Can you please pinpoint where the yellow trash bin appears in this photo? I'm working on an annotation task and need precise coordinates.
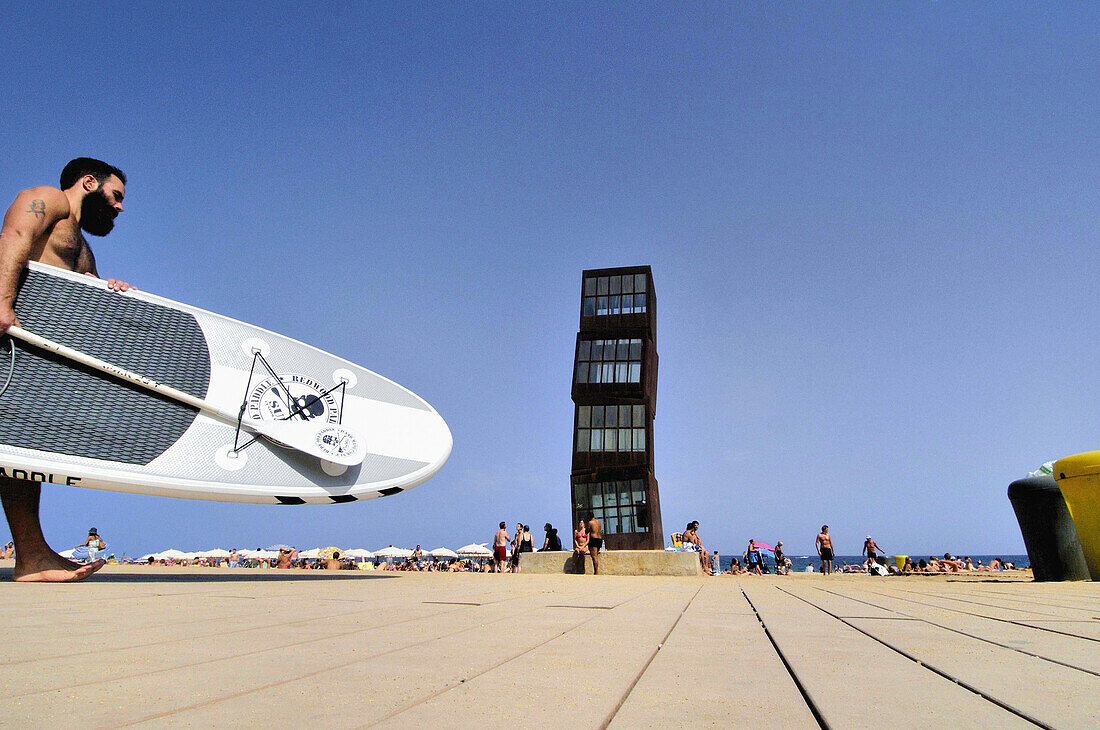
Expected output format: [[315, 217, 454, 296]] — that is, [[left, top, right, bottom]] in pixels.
[[894, 555, 908, 571], [1053, 452, 1100, 580]]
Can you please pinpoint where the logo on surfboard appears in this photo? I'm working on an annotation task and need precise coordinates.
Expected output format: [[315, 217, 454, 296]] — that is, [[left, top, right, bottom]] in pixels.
[[246, 374, 342, 425], [314, 426, 360, 459]]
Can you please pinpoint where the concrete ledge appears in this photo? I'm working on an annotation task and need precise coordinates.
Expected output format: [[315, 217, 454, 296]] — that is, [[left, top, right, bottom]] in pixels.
[[519, 550, 704, 576]]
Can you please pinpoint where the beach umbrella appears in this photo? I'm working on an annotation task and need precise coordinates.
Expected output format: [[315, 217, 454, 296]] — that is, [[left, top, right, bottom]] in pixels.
[[456, 543, 493, 557], [751, 541, 774, 552], [374, 545, 412, 559], [58, 549, 76, 558], [156, 549, 189, 560], [343, 548, 375, 559], [298, 548, 322, 559], [429, 547, 458, 559], [200, 548, 231, 558], [267, 544, 293, 551], [320, 546, 342, 559]]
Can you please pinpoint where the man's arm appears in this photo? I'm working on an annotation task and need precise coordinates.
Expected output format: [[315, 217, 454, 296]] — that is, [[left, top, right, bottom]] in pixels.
[[0, 187, 69, 331]]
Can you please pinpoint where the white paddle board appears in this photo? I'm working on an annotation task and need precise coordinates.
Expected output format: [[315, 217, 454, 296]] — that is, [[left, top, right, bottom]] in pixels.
[[0, 262, 452, 504]]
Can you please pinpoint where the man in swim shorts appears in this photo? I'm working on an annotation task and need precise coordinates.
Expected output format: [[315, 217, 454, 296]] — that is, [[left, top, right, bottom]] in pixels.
[[492, 521, 508, 572], [585, 512, 602, 575], [0, 158, 132, 582], [862, 535, 884, 568], [816, 525, 834, 574]]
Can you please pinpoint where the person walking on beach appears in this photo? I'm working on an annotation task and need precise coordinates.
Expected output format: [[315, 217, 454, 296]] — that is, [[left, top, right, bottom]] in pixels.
[[0, 158, 132, 582], [862, 535, 885, 568], [585, 512, 602, 575], [492, 522, 509, 573], [746, 539, 763, 575], [816, 525, 834, 574], [774, 541, 787, 575]]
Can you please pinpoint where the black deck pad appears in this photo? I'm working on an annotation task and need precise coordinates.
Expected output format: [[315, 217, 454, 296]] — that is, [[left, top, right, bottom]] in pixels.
[[0, 269, 211, 465]]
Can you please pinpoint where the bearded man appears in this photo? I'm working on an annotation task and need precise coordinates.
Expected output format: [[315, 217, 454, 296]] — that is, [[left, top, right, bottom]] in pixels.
[[0, 157, 133, 581]]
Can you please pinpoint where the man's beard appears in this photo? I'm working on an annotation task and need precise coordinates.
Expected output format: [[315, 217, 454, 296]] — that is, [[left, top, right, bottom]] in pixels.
[[79, 189, 117, 236]]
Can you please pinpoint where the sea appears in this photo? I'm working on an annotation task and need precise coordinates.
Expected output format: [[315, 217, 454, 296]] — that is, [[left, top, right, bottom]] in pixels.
[[714, 553, 1030, 574]]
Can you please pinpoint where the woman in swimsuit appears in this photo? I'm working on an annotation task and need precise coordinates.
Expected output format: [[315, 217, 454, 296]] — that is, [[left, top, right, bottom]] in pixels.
[[573, 519, 589, 573]]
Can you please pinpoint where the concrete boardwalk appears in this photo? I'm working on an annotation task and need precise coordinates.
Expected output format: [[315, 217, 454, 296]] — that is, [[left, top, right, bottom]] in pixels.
[[0, 567, 1096, 728]]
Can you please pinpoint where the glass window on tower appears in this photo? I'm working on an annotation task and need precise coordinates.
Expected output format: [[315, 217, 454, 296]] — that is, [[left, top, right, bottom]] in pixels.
[[574, 338, 644, 384]]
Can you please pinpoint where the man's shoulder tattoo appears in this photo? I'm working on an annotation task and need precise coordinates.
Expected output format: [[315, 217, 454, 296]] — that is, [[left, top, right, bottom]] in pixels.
[[27, 199, 46, 219]]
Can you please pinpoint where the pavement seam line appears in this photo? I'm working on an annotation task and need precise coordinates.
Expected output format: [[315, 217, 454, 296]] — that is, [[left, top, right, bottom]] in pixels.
[[107, 597, 549, 729], [862, 588, 1100, 644], [597, 584, 703, 730], [814, 586, 1100, 679], [359, 584, 669, 729], [14, 603, 470, 702], [109, 584, 634, 728], [776, 586, 1054, 730], [741, 587, 830, 730]]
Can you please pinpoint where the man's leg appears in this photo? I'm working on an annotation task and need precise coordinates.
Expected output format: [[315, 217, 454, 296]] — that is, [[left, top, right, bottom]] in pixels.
[[589, 545, 599, 575], [0, 477, 104, 582]]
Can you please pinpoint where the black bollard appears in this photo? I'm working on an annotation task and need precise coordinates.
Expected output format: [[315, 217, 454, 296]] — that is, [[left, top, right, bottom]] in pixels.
[[1007, 475, 1090, 581]]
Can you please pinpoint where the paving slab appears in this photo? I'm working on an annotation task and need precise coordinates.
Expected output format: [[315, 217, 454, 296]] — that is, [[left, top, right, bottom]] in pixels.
[[741, 583, 1034, 729], [819, 585, 1100, 675], [0, 567, 1095, 728], [608, 583, 818, 729]]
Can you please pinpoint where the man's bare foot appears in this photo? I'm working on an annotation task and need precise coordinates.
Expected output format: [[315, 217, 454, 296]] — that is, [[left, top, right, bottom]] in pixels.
[[12, 554, 106, 582]]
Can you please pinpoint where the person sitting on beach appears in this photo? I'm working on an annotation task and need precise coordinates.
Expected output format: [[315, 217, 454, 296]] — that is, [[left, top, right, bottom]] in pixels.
[[572, 518, 589, 573], [684, 521, 712, 575], [940, 554, 965, 572], [77, 528, 105, 563], [723, 556, 744, 575], [540, 523, 562, 551], [2, 541, 13, 559], [902, 556, 914, 573], [276, 548, 294, 569]]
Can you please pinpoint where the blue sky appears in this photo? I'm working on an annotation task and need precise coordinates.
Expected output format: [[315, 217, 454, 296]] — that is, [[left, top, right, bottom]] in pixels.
[[1, 3, 1098, 557]]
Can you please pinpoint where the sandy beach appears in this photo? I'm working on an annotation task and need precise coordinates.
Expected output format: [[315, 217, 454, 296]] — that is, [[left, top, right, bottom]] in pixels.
[[0, 563, 1095, 728]]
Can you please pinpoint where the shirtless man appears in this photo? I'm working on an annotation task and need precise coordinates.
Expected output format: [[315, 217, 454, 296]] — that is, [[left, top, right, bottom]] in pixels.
[[862, 535, 885, 568], [685, 521, 712, 575], [0, 158, 132, 582], [585, 512, 602, 575], [492, 521, 509, 573], [816, 525, 834, 575]]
